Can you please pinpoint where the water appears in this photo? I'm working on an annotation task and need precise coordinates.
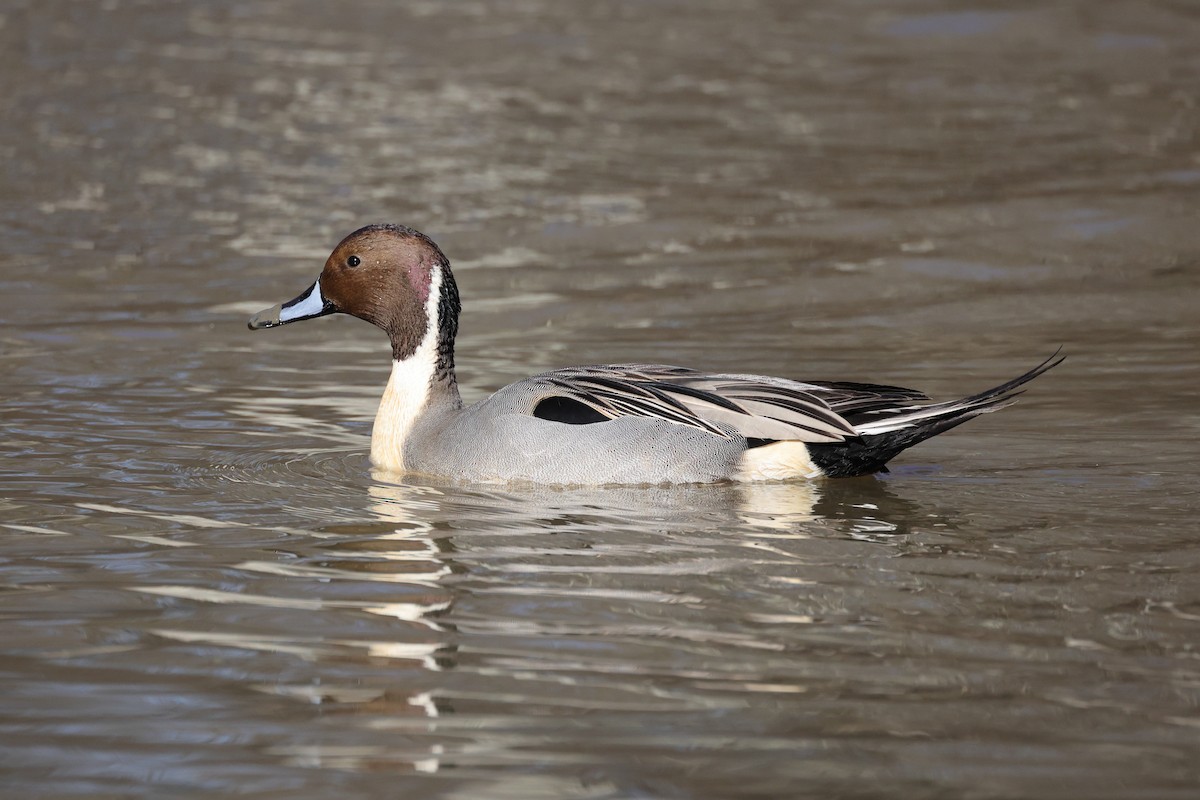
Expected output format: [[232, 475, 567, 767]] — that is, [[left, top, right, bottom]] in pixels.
[[2, 1, 1199, 797]]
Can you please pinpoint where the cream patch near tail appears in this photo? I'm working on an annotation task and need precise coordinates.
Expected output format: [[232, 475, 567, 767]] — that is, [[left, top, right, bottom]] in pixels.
[[734, 441, 823, 481]]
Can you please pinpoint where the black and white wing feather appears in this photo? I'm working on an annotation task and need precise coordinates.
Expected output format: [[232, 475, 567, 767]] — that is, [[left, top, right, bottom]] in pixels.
[[530, 364, 858, 444], [525, 351, 1064, 450]]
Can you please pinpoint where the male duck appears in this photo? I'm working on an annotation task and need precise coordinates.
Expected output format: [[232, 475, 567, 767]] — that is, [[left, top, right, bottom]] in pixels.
[[249, 224, 1061, 484]]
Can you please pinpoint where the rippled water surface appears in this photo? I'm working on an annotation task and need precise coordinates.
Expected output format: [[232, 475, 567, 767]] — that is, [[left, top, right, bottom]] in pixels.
[[3, 1, 1199, 797]]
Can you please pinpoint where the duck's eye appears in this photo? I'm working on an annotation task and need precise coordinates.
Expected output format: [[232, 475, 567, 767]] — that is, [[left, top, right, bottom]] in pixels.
[[346, 255, 361, 268]]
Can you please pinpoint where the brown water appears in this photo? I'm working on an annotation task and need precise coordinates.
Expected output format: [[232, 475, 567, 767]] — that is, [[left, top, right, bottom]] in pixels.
[[2, 2, 1199, 797]]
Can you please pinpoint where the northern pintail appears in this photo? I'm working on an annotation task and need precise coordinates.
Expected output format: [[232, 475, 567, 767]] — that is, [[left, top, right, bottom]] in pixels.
[[249, 224, 1061, 484]]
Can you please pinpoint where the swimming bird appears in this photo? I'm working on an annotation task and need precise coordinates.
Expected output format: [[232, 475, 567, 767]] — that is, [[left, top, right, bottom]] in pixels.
[[248, 224, 1061, 484]]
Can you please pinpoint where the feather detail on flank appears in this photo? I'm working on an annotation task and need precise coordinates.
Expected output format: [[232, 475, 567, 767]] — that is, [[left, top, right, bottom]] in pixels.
[[370, 266, 445, 472]]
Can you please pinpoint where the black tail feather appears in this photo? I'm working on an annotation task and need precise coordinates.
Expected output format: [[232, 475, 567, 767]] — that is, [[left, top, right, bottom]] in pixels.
[[934, 347, 1064, 413], [806, 350, 1063, 478]]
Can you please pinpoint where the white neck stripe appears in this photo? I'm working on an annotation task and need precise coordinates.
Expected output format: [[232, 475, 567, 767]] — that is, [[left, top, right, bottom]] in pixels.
[[370, 267, 445, 472]]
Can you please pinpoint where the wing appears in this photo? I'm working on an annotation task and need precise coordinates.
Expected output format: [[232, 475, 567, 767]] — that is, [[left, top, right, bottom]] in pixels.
[[524, 364, 859, 444], [796, 380, 931, 424], [505, 351, 1062, 449]]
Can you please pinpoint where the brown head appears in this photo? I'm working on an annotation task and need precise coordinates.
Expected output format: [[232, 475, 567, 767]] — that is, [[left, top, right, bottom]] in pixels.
[[249, 224, 461, 371]]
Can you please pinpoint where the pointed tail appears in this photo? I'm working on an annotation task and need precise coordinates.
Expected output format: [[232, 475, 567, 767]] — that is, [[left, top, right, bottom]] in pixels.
[[807, 349, 1064, 477]]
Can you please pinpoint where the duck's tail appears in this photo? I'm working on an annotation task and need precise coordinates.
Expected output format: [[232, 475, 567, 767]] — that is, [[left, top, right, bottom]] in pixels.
[[806, 350, 1064, 478]]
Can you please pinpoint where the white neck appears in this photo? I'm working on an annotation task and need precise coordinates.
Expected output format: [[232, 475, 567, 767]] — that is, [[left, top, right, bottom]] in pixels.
[[369, 267, 455, 472]]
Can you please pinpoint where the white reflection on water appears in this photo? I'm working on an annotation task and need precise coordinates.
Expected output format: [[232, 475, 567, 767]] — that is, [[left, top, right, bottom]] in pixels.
[[77, 501, 242, 529], [95, 479, 463, 775]]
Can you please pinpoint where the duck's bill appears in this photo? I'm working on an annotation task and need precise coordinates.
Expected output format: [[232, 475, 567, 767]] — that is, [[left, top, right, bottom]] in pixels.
[[248, 280, 337, 330]]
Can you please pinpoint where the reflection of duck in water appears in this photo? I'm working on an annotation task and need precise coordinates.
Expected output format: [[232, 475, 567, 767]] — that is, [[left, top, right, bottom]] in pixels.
[[250, 224, 1061, 485], [328, 472, 957, 777], [808, 475, 960, 538]]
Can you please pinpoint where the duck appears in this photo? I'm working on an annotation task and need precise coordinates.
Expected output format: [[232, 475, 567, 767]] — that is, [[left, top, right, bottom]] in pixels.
[[248, 224, 1062, 485]]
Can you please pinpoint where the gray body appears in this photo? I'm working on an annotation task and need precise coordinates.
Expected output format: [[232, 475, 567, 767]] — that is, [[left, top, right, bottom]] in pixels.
[[407, 378, 747, 484]]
